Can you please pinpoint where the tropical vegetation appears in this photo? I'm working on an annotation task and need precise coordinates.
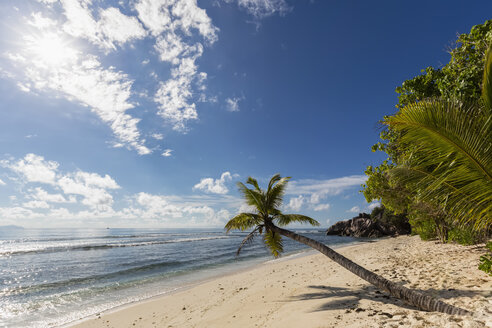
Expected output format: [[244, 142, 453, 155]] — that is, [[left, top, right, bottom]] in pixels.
[[362, 20, 492, 245], [479, 242, 492, 276], [226, 174, 470, 315]]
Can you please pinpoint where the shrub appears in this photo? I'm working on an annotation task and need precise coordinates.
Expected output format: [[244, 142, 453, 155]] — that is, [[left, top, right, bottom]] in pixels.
[[479, 242, 492, 276]]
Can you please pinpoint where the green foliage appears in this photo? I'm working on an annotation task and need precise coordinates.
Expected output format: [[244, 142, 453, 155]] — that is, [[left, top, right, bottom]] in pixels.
[[478, 242, 492, 276], [448, 226, 488, 246], [362, 20, 492, 243], [482, 43, 492, 109], [395, 67, 444, 109], [440, 21, 492, 101], [385, 97, 492, 229], [263, 230, 283, 257], [225, 213, 260, 232], [370, 205, 409, 232], [225, 174, 320, 258], [394, 20, 492, 108], [409, 217, 437, 241]]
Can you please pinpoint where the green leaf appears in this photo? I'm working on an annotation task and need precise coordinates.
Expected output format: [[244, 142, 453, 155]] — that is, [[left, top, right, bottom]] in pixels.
[[385, 98, 492, 229], [263, 230, 283, 258], [275, 214, 320, 227], [482, 43, 492, 111], [236, 226, 261, 256], [225, 213, 260, 232]]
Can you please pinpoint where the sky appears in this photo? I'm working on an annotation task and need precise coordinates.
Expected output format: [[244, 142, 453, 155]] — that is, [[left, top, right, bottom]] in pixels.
[[0, 0, 490, 229]]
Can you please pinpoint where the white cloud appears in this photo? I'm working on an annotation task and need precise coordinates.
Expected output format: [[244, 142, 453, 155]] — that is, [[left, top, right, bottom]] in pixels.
[[313, 203, 330, 211], [28, 12, 57, 29], [10, 44, 150, 154], [193, 172, 234, 194], [134, 0, 218, 132], [238, 203, 256, 213], [4, 2, 150, 155], [133, 192, 224, 222], [36, 0, 58, 4], [4, 153, 120, 211], [154, 32, 193, 64], [0, 178, 6, 186], [97, 7, 147, 49], [5, 0, 226, 153], [225, 97, 241, 112], [309, 193, 321, 204], [154, 46, 204, 131], [0, 154, 245, 226], [135, 0, 218, 42], [23, 200, 50, 209], [286, 195, 304, 211], [348, 206, 360, 213], [229, 0, 291, 19], [134, 192, 184, 218], [31, 187, 74, 203], [3, 153, 59, 185], [162, 149, 173, 157], [151, 133, 164, 140], [0, 206, 36, 220], [287, 175, 367, 200], [73, 171, 120, 189], [58, 172, 120, 210], [61, 0, 146, 51]]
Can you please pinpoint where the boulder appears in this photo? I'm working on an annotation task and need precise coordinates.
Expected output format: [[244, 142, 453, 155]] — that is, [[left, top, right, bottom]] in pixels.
[[326, 213, 408, 238]]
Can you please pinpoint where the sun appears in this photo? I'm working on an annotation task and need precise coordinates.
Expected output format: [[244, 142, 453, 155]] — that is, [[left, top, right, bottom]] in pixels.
[[26, 32, 78, 67]]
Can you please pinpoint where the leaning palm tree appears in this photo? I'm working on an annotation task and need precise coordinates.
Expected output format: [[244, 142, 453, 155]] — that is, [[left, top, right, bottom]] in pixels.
[[226, 174, 470, 315]]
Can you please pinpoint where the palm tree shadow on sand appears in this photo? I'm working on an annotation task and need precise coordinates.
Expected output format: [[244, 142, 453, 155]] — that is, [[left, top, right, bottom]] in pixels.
[[290, 284, 484, 313]]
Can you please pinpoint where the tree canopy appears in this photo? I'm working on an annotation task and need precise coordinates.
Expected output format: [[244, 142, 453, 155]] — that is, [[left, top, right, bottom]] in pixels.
[[363, 20, 492, 243]]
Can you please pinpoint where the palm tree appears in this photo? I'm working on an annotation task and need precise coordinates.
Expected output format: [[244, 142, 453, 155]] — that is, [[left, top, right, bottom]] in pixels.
[[384, 45, 492, 230], [226, 174, 470, 315]]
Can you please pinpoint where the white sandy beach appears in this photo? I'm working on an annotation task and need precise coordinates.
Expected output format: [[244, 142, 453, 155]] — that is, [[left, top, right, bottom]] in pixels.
[[70, 235, 491, 328]]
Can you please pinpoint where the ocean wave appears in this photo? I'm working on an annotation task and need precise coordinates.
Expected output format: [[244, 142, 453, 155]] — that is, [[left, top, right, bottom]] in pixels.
[[0, 236, 234, 257], [2, 232, 217, 244], [293, 230, 326, 234], [2, 259, 190, 297]]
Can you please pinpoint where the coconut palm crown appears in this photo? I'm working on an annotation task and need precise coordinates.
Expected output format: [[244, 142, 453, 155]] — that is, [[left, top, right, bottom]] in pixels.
[[225, 174, 319, 257]]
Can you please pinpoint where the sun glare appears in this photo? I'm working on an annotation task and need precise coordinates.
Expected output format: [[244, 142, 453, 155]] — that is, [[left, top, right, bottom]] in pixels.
[[26, 33, 78, 67]]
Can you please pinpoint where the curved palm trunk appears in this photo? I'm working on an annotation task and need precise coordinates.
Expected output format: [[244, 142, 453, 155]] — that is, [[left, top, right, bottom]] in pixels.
[[270, 225, 471, 316]]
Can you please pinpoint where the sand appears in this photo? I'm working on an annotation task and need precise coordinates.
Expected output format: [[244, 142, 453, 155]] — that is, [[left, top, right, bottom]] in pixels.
[[70, 235, 491, 328]]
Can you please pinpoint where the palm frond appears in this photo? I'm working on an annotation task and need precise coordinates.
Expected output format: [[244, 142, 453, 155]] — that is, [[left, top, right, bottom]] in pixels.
[[236, 226, 261, 256], [237, 182, 264, 212], [385, 98, 492, 228], [390, 166, 492, 230], [266, 176, 291, 211], [225, 213, 260, 232], [266, 174, 282, 193], [275, 214, 320, 227], [482, 43, 492, 111], [263, 230, 283, 258], [246, 177, 262, 193], [269, 208, 283, 218]]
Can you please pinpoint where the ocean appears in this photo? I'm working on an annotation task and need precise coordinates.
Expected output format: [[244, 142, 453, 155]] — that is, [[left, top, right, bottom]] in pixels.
[[0, 227, 360, 327]]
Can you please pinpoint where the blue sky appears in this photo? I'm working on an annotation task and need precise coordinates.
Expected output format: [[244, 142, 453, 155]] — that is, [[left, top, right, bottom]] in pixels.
[[0, 0, 490, 228]]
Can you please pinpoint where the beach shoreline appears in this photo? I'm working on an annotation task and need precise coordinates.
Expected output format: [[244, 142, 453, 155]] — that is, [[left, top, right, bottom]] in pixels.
[[64, 240, 364, 328], [68, 235, 491, 328], [63, 248, 319, 328]]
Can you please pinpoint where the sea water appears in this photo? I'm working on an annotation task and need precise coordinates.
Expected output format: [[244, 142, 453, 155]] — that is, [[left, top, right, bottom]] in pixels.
[[0, 227, 360, 327]]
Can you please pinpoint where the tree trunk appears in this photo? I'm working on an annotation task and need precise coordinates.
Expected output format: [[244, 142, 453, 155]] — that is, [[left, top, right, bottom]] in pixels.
[[270, 225, 471, 316]]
